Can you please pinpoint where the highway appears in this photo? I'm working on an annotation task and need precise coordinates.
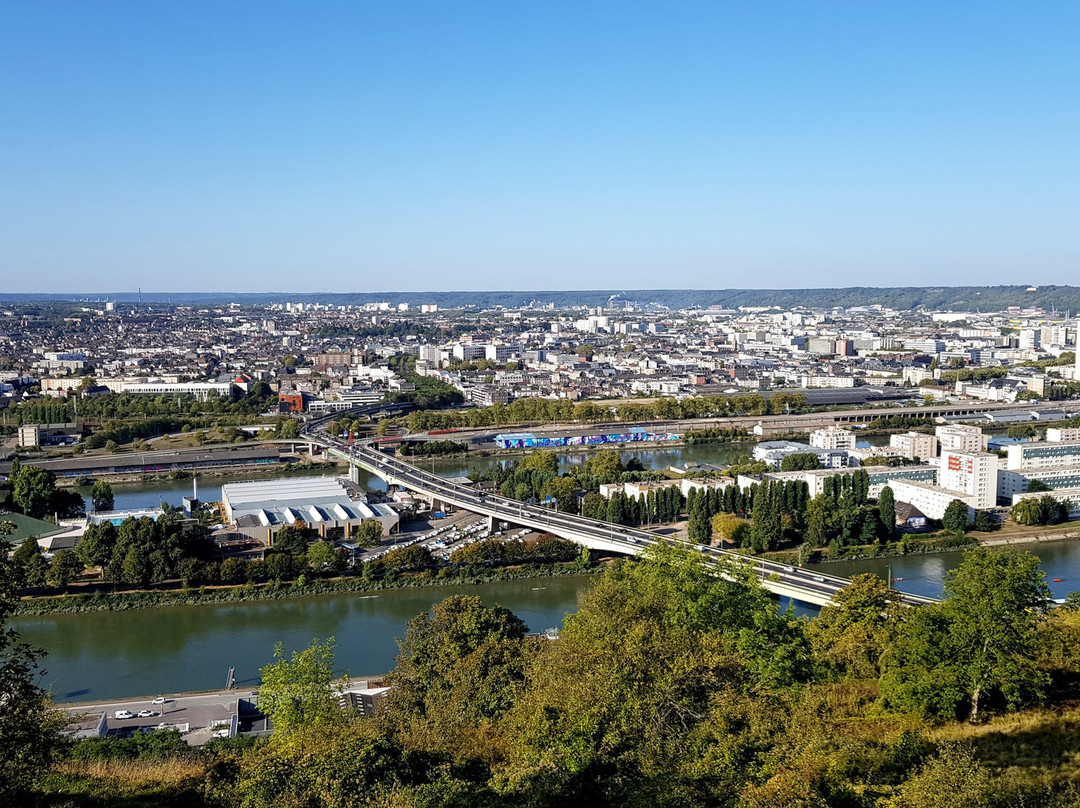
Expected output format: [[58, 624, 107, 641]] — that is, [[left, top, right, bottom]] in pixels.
[[302, 411, 937, 608]]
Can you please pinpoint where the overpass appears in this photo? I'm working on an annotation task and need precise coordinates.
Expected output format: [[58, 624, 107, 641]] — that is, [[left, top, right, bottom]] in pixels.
[[303, 417, 936, 608]]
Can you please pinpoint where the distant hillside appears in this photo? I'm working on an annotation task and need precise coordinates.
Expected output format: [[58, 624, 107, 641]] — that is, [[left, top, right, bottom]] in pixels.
[[4, 285, 1080, 312]]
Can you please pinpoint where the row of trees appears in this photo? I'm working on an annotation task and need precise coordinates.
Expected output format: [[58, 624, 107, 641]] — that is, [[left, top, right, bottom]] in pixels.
[[402, 390, 809, 432], [581, 485, 685, 526]]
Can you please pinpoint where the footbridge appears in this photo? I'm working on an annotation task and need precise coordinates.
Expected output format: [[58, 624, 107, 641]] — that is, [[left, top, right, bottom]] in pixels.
[[305, 428, 935, 608]]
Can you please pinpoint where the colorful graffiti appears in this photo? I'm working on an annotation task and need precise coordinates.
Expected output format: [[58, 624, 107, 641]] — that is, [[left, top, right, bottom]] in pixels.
[[494, 428, 680, 450]]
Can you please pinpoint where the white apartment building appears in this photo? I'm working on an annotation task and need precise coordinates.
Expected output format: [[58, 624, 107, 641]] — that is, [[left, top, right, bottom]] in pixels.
[[889, 479, 978, 522], [936, 424, 985, 454], [938, 450, 998, 509], [1011, 487, 1080, 521], [889, 431, 939, 461], [123, 381, 234, 401], [418, 345, 443, 364], [1046, 427, 1080, 443], [1006, 440, 1080, 471], [452, 343, 486, 362], [997, 466, 1080, 500], [810, 426, 856, 451]]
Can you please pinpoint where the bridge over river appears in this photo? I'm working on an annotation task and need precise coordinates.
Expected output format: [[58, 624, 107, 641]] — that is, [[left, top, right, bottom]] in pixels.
[[303, 420, 936, 608]]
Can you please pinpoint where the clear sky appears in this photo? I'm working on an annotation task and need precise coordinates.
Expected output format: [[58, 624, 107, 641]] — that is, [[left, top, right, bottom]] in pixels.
[[2, 1, 1078, 293]]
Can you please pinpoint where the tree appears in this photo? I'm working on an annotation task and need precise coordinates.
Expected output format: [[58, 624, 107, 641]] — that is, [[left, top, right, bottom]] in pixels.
[[352, 519, 384, 548], [505, 546, 811, 797], [877, 485, 896, 540], [380, 544, 432, 571], [1010, 497, 1041, 526], [12, 538, 48, 588], [382, 595, 530, 758], [881, 548, 1051, 721], [687, 496, 712, 545], [711, 512, 748, 549], [306, 541, 337, 572], [274, 522, 317, 555], [519, 450, 558, 476], [539, 475, 581, 514], [807, 573, 900, 680], [942, 499, 971, 535], [90, 479, 114, 512], [0, 532, 65, 802], [1025, 479, 1052, 493], [11, 464, 56, 518], [779, 452, 822, 472], [973, 510, 998, 533], [891, 744, 998, 808], [120, 545, 153, 587], [581, 491, 607, 521], [75, 521, 117, 574], [585, 449, 624, 480], [47, 549, 84, 589], [220, 556, 248, 584], [804, 496, 830, 547], [258, 637, 348, 741]]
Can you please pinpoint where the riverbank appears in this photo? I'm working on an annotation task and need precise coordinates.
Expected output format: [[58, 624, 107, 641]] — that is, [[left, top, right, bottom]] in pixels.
[[15, 560, 604, 616], [769, 523, 1080, 566]]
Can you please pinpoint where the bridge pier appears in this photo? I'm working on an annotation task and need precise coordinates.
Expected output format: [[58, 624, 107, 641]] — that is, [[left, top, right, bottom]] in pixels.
[[348, 463, 360, 485]]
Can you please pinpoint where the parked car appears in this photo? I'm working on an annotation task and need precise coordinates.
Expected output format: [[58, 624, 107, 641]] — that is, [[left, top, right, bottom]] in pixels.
[[137, 710, 157, 718], [151, 696, 168, 705], [114, 710, 134, 719]]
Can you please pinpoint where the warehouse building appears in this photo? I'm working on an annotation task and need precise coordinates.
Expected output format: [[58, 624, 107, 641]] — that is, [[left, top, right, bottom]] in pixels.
[[221, 476, 398, 544]]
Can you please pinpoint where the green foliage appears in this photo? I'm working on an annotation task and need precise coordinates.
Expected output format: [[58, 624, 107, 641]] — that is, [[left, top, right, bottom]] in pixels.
[[808, 573, 900, 680], [47, 548, 84, 588], [272, 522, 317, 555], [398, 439, 469, 457], [258, 637, 348, 740], [90, 479, 115, 511], [780, 451, 823, 472], [351, 519, 384, 548], [0, 531, 65, 802], [12, 537, 49, 587], [402, 389, 797, 432], [306, 540, 338, 571], [878, 485, 896, 540], [881, 548, 1051, 721], [10, 461, 57, 518], [381, 595, 530, 759], [377, 544, 433, 571], [942, 499, 971, 534], [1011, 495, 1069, 526]]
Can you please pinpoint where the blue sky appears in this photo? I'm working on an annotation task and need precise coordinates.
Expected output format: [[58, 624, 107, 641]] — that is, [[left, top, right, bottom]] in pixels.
[[2, 1, 1078, 293]]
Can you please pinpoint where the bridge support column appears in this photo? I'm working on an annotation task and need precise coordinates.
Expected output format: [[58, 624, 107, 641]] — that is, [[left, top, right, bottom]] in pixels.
[[348, 463, 360, 484]]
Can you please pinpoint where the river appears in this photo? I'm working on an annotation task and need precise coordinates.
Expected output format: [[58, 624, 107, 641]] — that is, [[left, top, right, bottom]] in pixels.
[[17, 575, 590, 703], [812, 540, 1080, 601]]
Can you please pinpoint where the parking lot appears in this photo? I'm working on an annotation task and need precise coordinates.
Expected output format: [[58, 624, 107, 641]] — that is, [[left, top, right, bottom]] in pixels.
[[357, 508, 537, 565]]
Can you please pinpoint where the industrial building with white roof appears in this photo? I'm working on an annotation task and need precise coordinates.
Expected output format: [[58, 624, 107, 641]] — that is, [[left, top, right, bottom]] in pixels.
[[221, 477, 398, 542]]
